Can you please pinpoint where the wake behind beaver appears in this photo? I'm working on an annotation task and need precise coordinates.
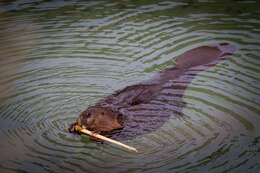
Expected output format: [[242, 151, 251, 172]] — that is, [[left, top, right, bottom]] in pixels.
[[69, 43, 235, 140]]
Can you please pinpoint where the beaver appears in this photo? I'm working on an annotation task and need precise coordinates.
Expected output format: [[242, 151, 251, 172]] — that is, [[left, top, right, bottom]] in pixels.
[[69, 43, 235, 140]]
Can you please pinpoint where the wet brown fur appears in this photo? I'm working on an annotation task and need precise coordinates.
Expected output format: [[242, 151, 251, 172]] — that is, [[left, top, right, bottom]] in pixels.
[[69, 43, 235, 139]]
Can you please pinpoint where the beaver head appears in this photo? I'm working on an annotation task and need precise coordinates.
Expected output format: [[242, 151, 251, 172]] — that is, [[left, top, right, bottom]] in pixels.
[[69, 106, 123, 133]]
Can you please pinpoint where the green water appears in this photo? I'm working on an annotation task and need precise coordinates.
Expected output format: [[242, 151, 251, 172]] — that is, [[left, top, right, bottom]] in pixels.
[[0, 0, 259, 172]]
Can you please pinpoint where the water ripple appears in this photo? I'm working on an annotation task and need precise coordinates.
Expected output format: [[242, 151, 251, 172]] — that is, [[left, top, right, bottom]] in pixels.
[[0, 0, 260, 173]]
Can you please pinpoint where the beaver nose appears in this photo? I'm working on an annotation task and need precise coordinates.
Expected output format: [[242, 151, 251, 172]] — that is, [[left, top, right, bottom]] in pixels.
[[77, 117, 82, 126], [68, 122, 77, 133]]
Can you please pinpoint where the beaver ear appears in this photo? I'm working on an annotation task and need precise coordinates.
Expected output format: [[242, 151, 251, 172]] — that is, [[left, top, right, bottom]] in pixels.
[[117, 113, 124, 124]]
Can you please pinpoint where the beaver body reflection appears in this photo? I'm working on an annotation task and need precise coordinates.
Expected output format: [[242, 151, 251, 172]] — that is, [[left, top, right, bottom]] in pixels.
[[69, 43, 235, 140]]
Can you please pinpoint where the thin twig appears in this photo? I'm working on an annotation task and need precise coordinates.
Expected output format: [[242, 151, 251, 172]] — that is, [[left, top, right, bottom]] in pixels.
[[75, 125, 138, 152]]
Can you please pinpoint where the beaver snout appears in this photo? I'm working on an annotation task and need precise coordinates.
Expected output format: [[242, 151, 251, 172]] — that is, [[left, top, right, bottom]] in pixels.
[[68, 122, 78, 133], [69, 106, 124, 134], [77, 111, 94, 127]]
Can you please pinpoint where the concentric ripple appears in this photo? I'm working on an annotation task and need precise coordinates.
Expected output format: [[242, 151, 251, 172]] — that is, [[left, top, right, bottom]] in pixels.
[[0, 0, 260, 173]]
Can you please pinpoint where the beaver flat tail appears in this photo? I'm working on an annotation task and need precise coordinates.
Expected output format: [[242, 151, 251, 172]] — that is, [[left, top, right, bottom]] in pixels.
[[175, 43, 236, 69]]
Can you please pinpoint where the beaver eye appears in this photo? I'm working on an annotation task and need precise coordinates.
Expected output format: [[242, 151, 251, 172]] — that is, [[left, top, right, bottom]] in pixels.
[[101, 112, 104, 115], [87, 113, 91, 117]]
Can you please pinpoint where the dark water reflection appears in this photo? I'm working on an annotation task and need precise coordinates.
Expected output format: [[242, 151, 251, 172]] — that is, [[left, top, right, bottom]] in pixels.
[[0, 0, 259, 172]]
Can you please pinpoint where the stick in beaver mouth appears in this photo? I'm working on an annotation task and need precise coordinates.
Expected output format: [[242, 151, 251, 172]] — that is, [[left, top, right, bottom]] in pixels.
[[69, 43, 236, 142], [74, 125, 138, 152]]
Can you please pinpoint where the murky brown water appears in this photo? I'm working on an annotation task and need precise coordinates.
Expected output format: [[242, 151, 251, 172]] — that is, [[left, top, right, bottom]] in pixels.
[[0, 0, 259, 172]]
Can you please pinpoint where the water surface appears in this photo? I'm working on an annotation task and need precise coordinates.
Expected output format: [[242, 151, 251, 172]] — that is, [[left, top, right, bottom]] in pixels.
[[0, 0, 260, 172]]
